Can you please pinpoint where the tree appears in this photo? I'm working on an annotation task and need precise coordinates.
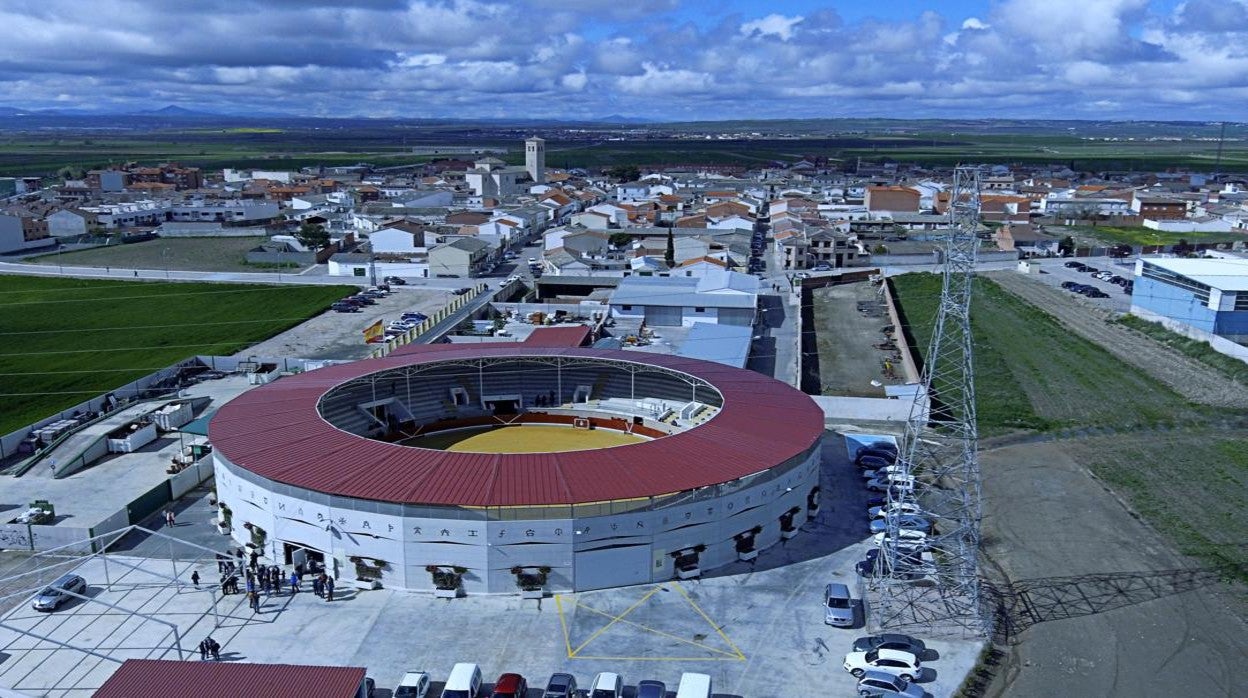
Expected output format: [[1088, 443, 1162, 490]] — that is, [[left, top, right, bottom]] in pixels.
[[664, 228, 676, 268], [608, 232, 633, 248], [295, 222, 330, 250], [606, 164, 640, 182], [1058, 235, 1075, 257]]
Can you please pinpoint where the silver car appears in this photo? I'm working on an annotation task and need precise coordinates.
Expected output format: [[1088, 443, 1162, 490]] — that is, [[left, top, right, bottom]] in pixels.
[[824, 582, 855, 626], [32, 574, 86, 611], [856, 670, 925, 697]]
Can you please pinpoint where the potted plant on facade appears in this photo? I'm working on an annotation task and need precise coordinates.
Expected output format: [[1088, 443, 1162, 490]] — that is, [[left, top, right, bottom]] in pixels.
[[350, 556, 385, 590], [427, 565, 466, 598], [510, 565, 551, 599], [217, 503, 232, 534], [780, 506, 802, 539], [672, 544, 705, 580], [807, 486, 821, 517], [735, 526, 763, 562]]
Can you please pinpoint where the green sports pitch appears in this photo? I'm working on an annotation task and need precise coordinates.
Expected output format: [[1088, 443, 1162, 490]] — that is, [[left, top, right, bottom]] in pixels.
[[0, 276, 353, 436]]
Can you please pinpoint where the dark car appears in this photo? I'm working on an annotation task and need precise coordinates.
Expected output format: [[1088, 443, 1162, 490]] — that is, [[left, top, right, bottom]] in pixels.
[[383, 276, 408, 285], [636, 680, 666, 698], [1123, 282, 1134, 295], [856, 453, 896, 470], [351, 295, 376, 305], [1060, 281, 1079, 290], [852, 633, 928, 655], [542, 673, 577, 698], [1063, 261, 1083, 269], [331, 303, 361, 313], [453, 287, 472, 295]]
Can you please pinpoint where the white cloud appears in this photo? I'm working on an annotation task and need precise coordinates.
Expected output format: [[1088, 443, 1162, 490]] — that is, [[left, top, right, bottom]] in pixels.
[[615, 63, 715, 95], [740, 14, 803, 41], [961, 17, 989, 30]]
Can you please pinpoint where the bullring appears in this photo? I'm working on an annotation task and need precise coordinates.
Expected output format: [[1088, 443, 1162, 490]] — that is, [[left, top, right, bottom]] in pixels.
[[209, 344, 824, 593]]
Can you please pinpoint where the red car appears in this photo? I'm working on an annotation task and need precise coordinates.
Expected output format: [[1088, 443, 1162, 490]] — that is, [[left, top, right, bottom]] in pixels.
[[491, 673, 528, 698]]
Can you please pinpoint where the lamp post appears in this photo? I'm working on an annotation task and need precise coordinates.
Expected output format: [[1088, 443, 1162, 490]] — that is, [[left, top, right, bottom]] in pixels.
[[161, 247, 170, 280], [57, 244, 64, 275]]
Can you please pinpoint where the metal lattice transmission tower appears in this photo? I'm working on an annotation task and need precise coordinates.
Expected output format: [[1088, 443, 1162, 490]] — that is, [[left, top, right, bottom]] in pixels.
[[868, 166, 985, 636]]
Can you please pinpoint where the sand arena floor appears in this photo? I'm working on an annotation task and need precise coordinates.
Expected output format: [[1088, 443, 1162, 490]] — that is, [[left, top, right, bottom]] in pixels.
[[404, 424, 648, 453]]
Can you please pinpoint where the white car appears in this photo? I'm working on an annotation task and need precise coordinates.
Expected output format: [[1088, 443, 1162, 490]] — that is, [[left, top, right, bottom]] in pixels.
[[843, 648, 922, 681], [861, 465, 908, 480], [868, 502, 926, 519], [394, 670, 431, 698], [866, 474, 914, 492], [871, 529, 929, 548]]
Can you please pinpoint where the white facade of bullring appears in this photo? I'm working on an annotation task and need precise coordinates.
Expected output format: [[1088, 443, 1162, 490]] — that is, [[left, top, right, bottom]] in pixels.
[[212, 441, 821, 594]]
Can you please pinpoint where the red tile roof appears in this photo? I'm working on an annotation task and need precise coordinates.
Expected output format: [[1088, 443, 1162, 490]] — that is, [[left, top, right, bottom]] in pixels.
[[210, 346, 824, 507], [95, 660, 365, 698], [523, 325, 591, 347]]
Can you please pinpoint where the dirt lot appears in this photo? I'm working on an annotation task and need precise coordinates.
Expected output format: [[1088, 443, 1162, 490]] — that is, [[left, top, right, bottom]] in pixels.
[[240, 287, 453, 360], [988, 271, 1248, 409], [26, 237, 308, 273], [810, 282, 905, 396], [980, 438, 1248, 698]]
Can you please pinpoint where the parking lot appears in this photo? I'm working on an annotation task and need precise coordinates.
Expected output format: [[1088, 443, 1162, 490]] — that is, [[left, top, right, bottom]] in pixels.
[[1023, 257, 1135, 312], [0, 434, 982, 697]]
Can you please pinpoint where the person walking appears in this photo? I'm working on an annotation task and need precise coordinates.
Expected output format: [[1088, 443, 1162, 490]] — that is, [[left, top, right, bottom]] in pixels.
[[289, 571, 300, 593], [227, 575, 239, 595], [312, 575, 323, 598], [248, 590, 260, 613], [271, 567, 282, 595], [208, 637, 220, 661], [190, 571, 200, 589], [220, 574, 230, 595], [165, 509, 175, 527], [216, 553, 226, 574], [325, 576, 335, 602], [198, 638, 209, 661]]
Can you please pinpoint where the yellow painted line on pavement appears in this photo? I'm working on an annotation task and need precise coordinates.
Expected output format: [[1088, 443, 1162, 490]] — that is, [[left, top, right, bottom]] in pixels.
[[554, 593, 575, 658], [572, 598, 741, 658], [672, 581, 746, 660], [570, 584, 663, 656]]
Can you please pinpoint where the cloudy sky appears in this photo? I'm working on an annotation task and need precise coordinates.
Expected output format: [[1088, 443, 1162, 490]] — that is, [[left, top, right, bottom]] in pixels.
[[2, 0, 1246, 121]]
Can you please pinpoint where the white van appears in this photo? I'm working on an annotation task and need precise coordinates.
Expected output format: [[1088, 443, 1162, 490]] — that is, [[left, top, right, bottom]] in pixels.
[[589, 672, 623, 698], [675, 672, 712, 698], [443, 663, 482, 698]]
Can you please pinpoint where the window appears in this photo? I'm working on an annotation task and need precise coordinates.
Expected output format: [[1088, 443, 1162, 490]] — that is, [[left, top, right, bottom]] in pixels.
[[694, 307, 706, 313], [621, 305, 633, 311]]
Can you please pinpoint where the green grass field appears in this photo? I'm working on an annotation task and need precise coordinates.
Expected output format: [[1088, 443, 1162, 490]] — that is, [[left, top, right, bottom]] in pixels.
[[1055, 225, 1248, 248], [1066, 430, 1248, 584], [890, 273, 1203, 435], [0, 276, 354, 435]]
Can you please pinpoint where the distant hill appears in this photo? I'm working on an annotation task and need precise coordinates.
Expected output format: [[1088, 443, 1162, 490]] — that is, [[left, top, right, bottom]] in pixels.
[[595, 114, 654, 124], [132, 105, 216, 117]]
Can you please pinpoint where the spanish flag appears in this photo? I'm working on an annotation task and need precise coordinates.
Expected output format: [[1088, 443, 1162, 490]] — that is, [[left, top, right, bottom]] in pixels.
[[362, 320, 384, 343]]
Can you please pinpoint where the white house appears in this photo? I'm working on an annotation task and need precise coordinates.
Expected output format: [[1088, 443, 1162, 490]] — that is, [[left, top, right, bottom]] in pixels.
[[609, 269, 759, 327]]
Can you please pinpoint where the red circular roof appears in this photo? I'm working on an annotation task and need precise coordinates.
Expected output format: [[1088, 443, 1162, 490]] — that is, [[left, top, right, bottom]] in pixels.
[[209, 345, 824, 507]]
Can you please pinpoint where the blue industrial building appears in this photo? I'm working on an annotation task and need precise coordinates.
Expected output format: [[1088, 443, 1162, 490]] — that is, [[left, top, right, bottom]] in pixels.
[[1131, 257, 1248, 345]]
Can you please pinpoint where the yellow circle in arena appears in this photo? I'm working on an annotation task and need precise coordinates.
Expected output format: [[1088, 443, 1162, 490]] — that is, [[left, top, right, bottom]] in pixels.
[[408, 425, 647, 453]]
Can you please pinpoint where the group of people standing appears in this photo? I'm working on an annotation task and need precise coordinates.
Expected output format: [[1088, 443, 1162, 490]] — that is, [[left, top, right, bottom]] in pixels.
[[207, 550, 338, 612]]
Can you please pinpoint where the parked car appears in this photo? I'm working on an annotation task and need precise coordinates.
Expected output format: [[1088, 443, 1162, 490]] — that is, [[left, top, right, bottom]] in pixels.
[[32, 574, 86, 611], [542, 673, 578, 698], [866, 474, 915, 492], [1063, 261, 1083, 269], [871, 529, 929, 548], [852, 634, 927, 655], [824, 582, 855, 626], [394, 671, 431, 698], [491, 673, 528, 698], [843, 648, 922, 681], [856, 453, 896, 470], [589, 672, 623, 698], [636, 680, 666, 698], [351, 295, 376, 305], [862, 465, 908, 480], [331, 303, 361, 313], [868, 514, 932, 535], [400, 312, 428, 322], [812, 263, 833, 271], [869, 502, 926, 519], [857, 441, 898, 458], [453, 287, 472, 295], [856, 670, 926, 697], [856, 548, 933, 578], [443, 664, 482, 698], [383, 276, 407, 285]]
